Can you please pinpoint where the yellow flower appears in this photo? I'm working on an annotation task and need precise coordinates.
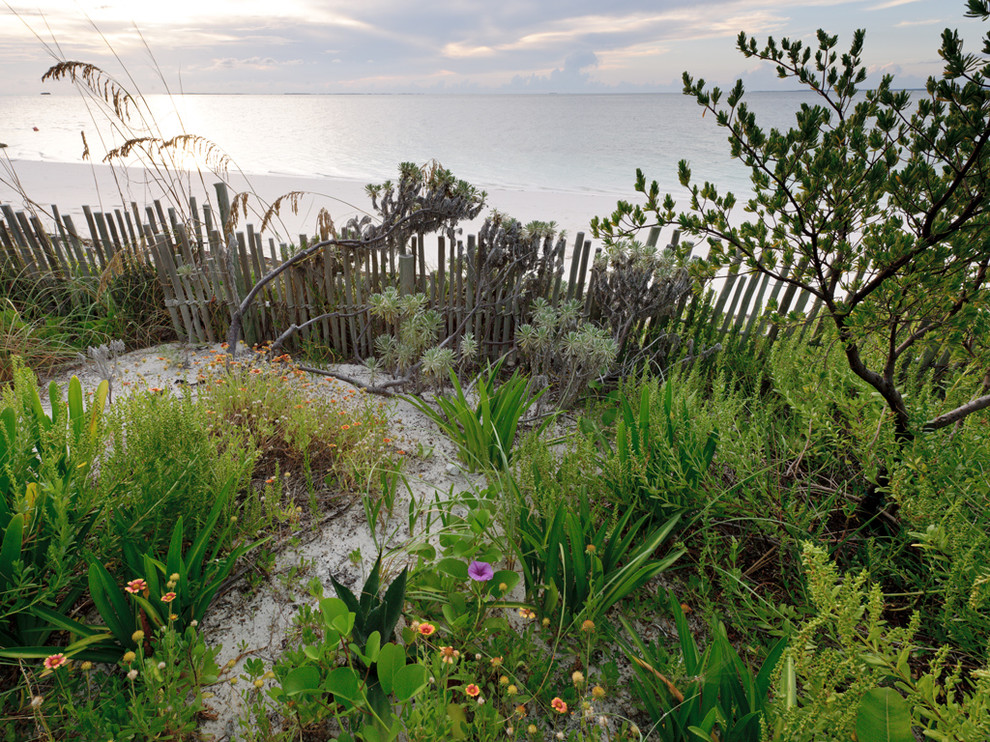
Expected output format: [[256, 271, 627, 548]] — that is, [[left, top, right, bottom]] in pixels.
[[506, 684, 518, 696], [572, 670, 585, 686], [122, 651, 136, 664], [592, 685, 606, 700]]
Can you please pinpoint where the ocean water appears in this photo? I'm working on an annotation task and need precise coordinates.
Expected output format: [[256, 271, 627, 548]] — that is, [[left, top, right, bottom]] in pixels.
[[0, 92, 819, 199]]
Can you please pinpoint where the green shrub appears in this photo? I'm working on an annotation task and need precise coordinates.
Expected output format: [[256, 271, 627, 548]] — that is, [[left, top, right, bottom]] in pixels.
[[96, 388, 248, 550], [767, 543, 990, 742], [599, 376, 717, 521]]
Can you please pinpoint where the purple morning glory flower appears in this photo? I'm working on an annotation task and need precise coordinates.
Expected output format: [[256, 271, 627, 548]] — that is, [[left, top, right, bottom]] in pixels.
[[467, 561, 494, 582]]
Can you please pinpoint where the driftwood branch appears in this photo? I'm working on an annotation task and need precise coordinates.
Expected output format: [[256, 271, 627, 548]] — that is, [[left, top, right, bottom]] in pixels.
[[292, 301, 496, 396], [226, 206, 457, 357]]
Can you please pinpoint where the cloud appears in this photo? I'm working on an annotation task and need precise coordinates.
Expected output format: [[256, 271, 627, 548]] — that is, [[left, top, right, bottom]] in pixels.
[[0, 0, 979, 94], [895, 18, 943, 27], [205, 56, 303, 71], [868, 0, 922, 9]]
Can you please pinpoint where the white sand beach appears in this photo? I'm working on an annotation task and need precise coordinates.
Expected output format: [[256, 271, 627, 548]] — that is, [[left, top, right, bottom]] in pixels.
[[0, 158, 627, 254]]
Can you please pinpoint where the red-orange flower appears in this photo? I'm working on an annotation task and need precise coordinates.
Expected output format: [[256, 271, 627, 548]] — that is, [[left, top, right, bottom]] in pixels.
[[417, 622, 436, 637], [43, 654, 67, 670], [464, 683, 481, 697], [161, 592, 177, 603], [551, 697, 568, 714]]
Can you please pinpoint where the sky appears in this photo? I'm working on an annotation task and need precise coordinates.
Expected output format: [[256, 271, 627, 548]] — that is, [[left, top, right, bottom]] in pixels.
[[0, 0, 986, 95]]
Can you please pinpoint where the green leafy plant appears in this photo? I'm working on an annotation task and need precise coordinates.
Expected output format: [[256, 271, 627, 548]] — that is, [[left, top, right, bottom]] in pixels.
[[32, 620, 225, 740], [603, 379, 718, 520], [515, 298, 618, 408], [0, 480, 117, 663], [1, 366, 108, 501], [767, 543, 990, 742], [620, 592, 786, 742], [0, 367, 113, 660], [330, 555, 408, 650], [246, 594, 427, 741], [514, 480, 684, 626], [88, 466, 265, 647], [405, 362, 550, 472]]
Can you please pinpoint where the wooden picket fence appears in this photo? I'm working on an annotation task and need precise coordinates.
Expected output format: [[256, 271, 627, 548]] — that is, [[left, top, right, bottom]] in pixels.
[[3, 183, 948, 377]]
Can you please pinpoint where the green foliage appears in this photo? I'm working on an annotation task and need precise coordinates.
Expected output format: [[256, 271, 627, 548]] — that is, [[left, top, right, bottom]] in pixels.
[[512, 430, 605, 518], [405, 363, 550, 472], [587, 238, 692, 364], [0, 301, 78, 385], [593, 9, 990, 439], [370, 288, 447, 383], [34, 621, 224, 740], [89, 465, 265, 647], [621, 592, 785, 741], [515, 298, 618, 408], [886, 423, 990, 658], [601, 378, 718, 520], [96, 386, 247, 548], [0, 364, 114, 659], [246, 594, 428, 741], [514, 482, 684, 627], [854, 688, 913, 742], [767, 543, 990, 742], [330, 555, 408, 650], [0, 256, 175, 383]]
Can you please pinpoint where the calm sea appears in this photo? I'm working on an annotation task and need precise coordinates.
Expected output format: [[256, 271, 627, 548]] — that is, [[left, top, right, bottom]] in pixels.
[[0, 92, 818, 199]]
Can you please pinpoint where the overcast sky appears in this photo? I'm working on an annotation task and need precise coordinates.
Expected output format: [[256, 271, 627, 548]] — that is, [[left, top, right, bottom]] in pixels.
[[0, 0, 985, 95]]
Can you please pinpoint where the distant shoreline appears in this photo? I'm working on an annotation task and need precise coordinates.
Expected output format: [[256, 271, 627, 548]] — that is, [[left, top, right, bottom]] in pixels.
[[0, 159, 626, 251]]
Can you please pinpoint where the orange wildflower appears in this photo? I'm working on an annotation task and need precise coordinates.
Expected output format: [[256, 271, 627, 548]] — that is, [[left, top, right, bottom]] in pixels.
[[417, 622, 436, 637]]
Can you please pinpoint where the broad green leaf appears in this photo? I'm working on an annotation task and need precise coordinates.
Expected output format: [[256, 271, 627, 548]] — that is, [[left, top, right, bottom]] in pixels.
[[855, 687, 914, 742], [446, 702, 468, 739], [377, 641, 406, 696], [393, 663, 428, 701], [364, 630, 381, 663], [327, 666, 362, 703], [282, 665, 321, 697], [436, 557, 469, 581], [0, 513, 24, 584], [303, 645, 321, 661], [319, 597, 353, 632]]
